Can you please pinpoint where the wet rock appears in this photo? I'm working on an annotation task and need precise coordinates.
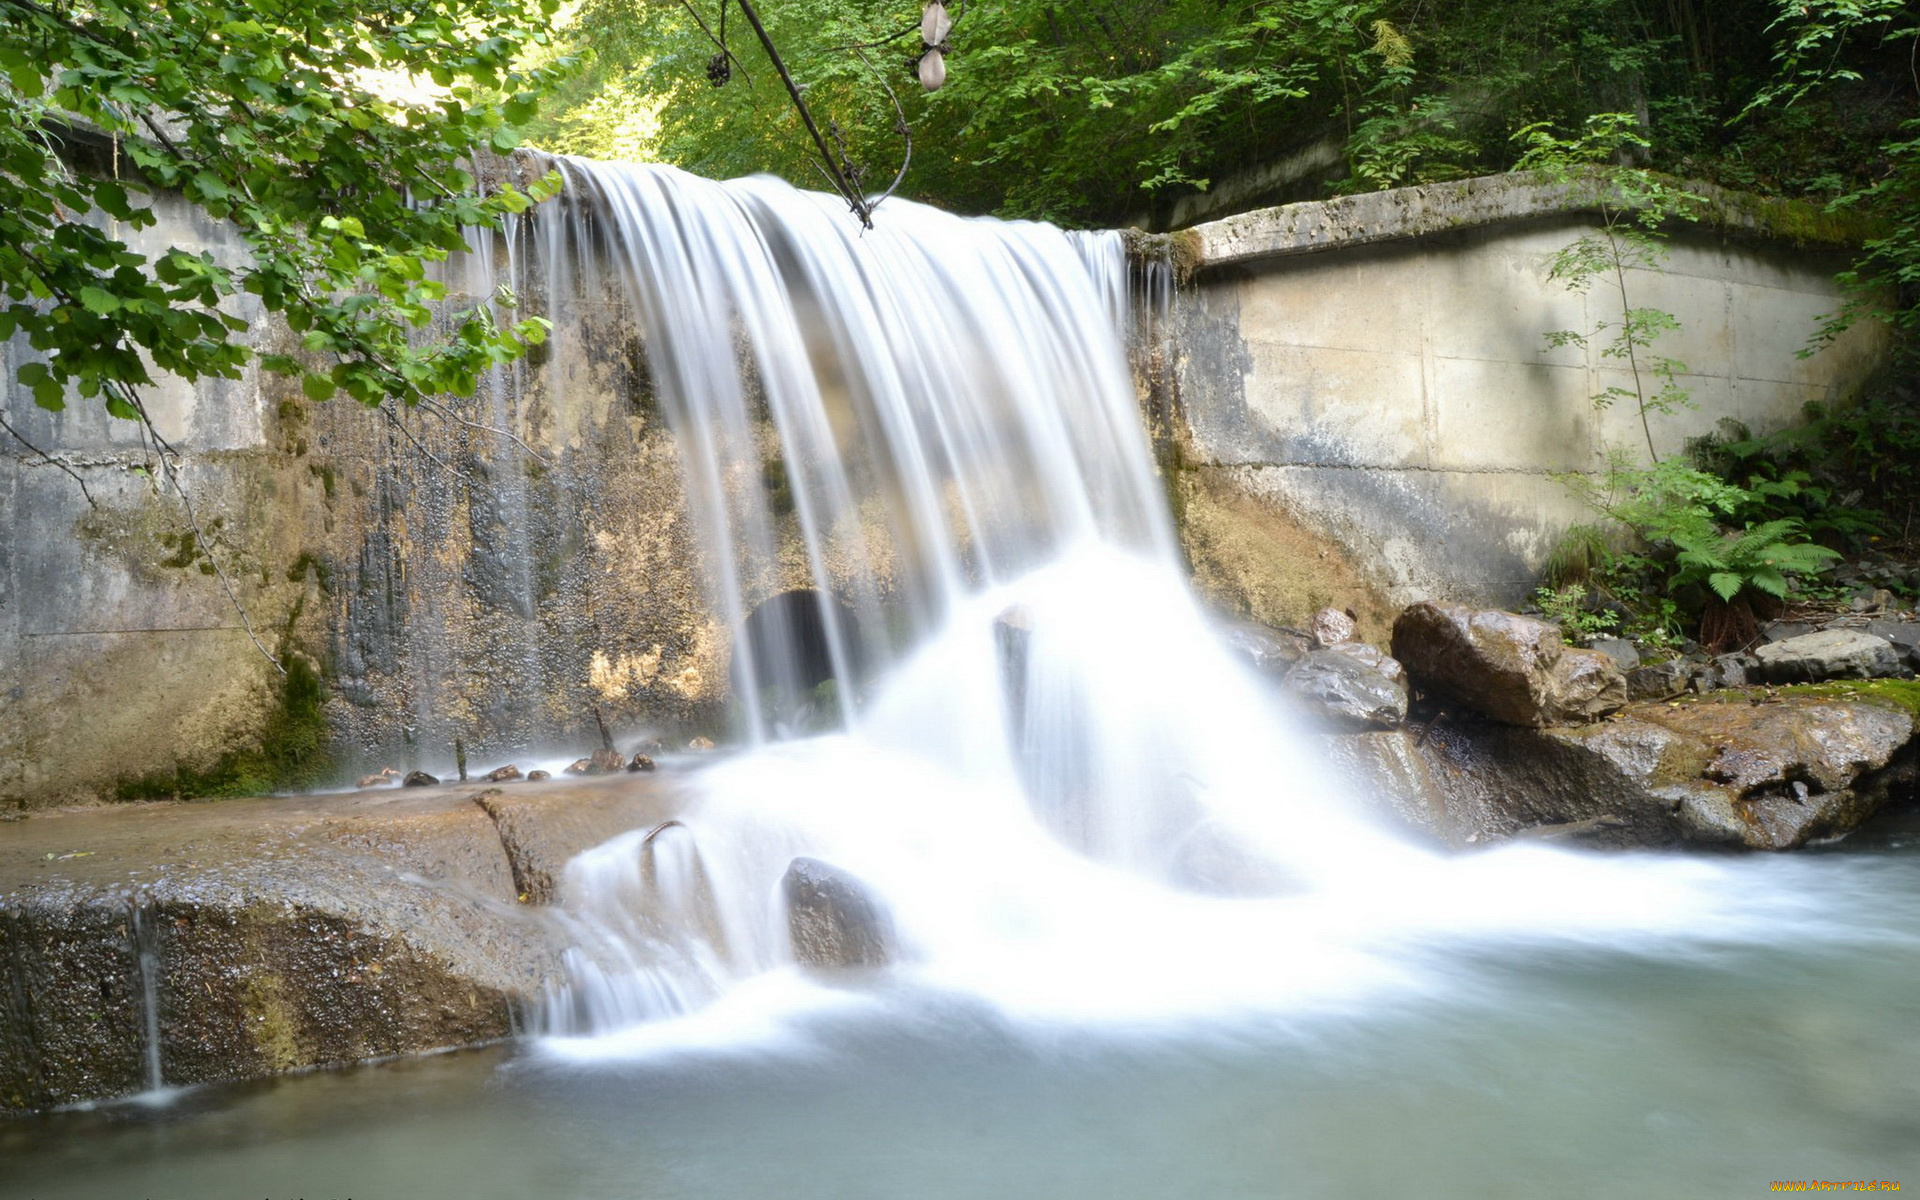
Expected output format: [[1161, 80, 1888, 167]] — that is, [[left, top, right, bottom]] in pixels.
[[485, 765, 523, 783], [525, 769, 552, 782], [1762, 621, 1815, 643], [1281, 644, 1407, 730], [626, 755, 656, 772], [1753, 629, 1904, 683], [1217, 619, 1310, 677], [1390, 602, 1626, 726], [401, 770, 439, 787], [586, 748, 626, 775], [356, 768, 401, 788], [782, 857, 894, 969], [1706, 653, 1759, 690], [562, 758, 592, 775], [0, 776, 688, 1112], [688, 737, 716, 752], [1310, 606, 1357, 649], [1588, 638, 1641, 672], [1454, 696, 1915, 850], [1167, 820, 1300, 896]]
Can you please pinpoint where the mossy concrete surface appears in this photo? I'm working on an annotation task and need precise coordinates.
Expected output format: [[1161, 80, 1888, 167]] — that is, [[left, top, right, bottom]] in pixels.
[[0, 773, 686, 1112]]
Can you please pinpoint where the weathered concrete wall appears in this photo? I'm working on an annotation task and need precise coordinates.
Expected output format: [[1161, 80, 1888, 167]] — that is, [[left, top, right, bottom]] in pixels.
[[0, 190, 726, 810], [1166, 173, 1892, 615]]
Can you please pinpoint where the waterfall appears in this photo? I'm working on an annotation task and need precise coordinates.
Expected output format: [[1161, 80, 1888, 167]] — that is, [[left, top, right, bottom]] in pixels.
[[523, 162, 1757, 1046]]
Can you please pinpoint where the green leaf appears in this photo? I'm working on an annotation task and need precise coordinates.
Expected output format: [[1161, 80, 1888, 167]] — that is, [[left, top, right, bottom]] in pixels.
[[1706, 572, 1745, 601]]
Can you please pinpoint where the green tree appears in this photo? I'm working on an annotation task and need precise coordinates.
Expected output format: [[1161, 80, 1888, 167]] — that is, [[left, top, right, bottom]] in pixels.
[[0, 0, 571, 429]]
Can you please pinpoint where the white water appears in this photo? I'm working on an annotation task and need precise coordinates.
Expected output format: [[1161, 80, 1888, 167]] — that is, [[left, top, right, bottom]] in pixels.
[[523, 163, 1910, 1061]]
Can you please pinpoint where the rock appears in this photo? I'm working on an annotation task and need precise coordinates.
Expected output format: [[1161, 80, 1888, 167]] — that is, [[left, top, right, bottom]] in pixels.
[[401, 770, 439, 787], [525, 769, 552, 782], [0, 776, 688, 1112], [1588, 637, 1641, 672], [1167, 820, 1300, 896], [562, 758, 592, 775], [1762, 621, 1815, 643], [1707, 653, 1759, 690], [781, 857, 894, 968], [586, 748, 626, 775], [356, 768, 400, 788], [1390, 601, 1626, 726], [1626, 658, 1693, 700], [1472, 696, 1914, 850], [1281, 644, 1408, 729], [626, 755, 656, 772], [1217, 620, 1310, 677], [1850, 588, 1899, 613], [1866, 620, 1920, 652], [1753, 629, 1904, 683], [485, 765, 523, 783], [688, 737, 716, 752], [1309, 607, 1357, 649]]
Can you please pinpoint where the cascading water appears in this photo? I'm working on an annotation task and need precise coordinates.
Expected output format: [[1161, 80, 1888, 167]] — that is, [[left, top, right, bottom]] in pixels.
[[518, 161, 1846, 1051]]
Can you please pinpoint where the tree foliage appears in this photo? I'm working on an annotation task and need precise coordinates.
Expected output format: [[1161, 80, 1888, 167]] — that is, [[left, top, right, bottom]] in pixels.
[[0, 0, 572, 422]]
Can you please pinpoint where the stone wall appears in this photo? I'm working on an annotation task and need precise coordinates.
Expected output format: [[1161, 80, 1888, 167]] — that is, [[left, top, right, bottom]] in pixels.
[[1164, 172, 1893, 616]]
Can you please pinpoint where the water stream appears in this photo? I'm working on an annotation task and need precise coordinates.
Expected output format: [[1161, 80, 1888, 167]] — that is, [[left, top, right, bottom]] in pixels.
[[4, 164, 1916, 1194]]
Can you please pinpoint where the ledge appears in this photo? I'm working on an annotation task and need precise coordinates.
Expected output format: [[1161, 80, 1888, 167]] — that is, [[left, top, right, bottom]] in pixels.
[[1170, 169, 1878, 273]]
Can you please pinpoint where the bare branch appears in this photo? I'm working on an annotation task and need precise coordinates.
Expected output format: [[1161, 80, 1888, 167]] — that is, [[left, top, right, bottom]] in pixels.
[[414, 395, 552, 466], [0, 410, 98, 508], [126, 388, 287, 676]]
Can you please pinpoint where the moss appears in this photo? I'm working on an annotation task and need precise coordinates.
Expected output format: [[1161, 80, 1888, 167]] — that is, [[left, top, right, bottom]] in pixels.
[[240, 967, 304, 1073], [114, 654, 335, 801], [1775, 679, 1920, 718]]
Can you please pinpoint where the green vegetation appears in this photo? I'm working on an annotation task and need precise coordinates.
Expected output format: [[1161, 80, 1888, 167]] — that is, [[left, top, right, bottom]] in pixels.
[[115, 653, 333, 800], [1539, 457, 1844, 651], [1, 0, 573, 428]]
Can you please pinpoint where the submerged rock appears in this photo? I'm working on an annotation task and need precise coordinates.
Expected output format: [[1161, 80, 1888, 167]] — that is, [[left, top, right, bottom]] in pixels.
[[587, 748, 626, 775], [401, 770, 439, 787], [1281, 644, 1408, 729], [356, 768, 401, 788], [781, 857, 894, 969], [1391, 601, 1626, 726], [1752, 629, 1905, 683], [525, 769, 552, 782], [626, 755, 656, 772], [687, 737, 716, 752]]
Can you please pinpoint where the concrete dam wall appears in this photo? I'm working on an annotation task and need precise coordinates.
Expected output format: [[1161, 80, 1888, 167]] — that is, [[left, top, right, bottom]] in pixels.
[[1165, 173, 1890, 619], [0, 171, 1893, 807]]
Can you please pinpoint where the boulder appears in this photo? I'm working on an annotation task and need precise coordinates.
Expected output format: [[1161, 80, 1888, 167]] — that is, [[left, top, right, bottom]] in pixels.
[[1588, 637, 1641, 672], [356, 768, 400, 788], [688, 737, 717, 752], [1309, 607, 1357, 649], [485, 764, 523, 783], [1753, 629, 1904, 683], [586, 748, 626, 775], [1391, 602, 1627, 726], [626, 755, 656, 772], [525, 769, 552, 782], [1281, 644, 1407, 730], [563, 758, 592, 775], [1626, 658, 1693, 700], [781, 857, 894, 969], [1385, 695, 1917, 851], [401, 770, 439, 788]]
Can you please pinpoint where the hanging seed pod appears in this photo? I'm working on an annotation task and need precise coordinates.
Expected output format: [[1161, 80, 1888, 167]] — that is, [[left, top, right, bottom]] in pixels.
[[921, 1, 952, 47], [917, 47, 946, 92]]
